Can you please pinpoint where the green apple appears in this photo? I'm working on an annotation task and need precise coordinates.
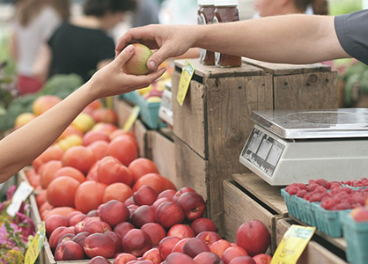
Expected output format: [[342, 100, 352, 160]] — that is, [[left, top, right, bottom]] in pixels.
[[122, 43, 153, 75]]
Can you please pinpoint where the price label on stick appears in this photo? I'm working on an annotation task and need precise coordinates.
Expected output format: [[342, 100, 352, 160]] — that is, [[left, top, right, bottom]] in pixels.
[[24, 222, 45, 264], [123, 105, 141, 132], [6, 181, 33, 217], [177, 60, 195, 106], [271, 225, 316, 264]]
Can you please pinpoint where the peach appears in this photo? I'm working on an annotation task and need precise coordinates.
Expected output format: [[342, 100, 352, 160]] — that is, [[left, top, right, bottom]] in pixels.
[[197, 231, 221, 247], [54, 240, 84, 261], [155, 202, 184, 229], [87, 210, 99, 217], [210, 239, 232, 258], [105, 231, 123, 253], [122, 229, 153, 257], [84, 233, 116, 258], [89, 256, 112, 264], [165, 252, 196, 264], [236, 220, 270, 257], [133, 185, 158, 206], [122, 43, 153, 75], [193, 252, 222, 264], [114, 222, 135, 240], [152, 197, 170, 211], [92, 122, 117, 135], [172, 187, 196, 202], [191, 218, 216, 236], [91, 108, 118, 124], [99, 200, 130, 228], [140, 223, 166, 246], [158, 236, 181, 260], [128, 204, 139, 218], [32, 95, 61, 116], [57, 233, 75, 245], [157, 189, 176, 200], [183, 237, 211, 258], [83, 220, 112, 234], [177, 192, 206, 220], [253, 254, 272, 264], [113, 253, 137, 264], [114, 253, 137, 264], [45, 215, 68, 237], [72, 231, 90, 248], [69, 213, 87, 227], [49, 226, 75, 251], [66, 211, 83, 225], [131, 205, 155, 228], [15, 112, 36, 129], [125, 196, 136, 207], [171, 238, 191, 253], [222, 246, 249, 264], [167, 224, 195, 239], [142, 248, 162, 264], [229, 256, 256, 264], [351, 206, 368, 222]]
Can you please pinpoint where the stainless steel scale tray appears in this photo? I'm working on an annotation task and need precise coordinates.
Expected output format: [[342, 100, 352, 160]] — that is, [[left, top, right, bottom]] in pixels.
[[251, 109, 368, 139]]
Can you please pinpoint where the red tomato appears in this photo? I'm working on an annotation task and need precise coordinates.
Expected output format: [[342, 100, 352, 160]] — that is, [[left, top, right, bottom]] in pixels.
[[62, 146, 96, 174], [128, 158, 159, 184], [107, 136, 138, 166], [133, 173, 176, 194], [74, 181, 107, 213], [97, 156, 133, 186], [47, 176, 80, 207]]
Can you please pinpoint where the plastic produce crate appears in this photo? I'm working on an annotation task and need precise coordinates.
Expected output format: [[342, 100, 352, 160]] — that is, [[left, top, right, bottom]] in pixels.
[[342, 213, 368, 264]]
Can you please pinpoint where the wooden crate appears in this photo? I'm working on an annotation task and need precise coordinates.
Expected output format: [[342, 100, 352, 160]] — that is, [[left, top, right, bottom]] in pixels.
[[172, 58, 338, 233], [276, 218, 347, 264], [223, 173, 288, 252], [147, 130, 177, 185]]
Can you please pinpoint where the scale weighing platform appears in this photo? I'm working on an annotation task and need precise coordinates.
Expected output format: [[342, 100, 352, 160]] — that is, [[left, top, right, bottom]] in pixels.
[[239, 109, 368, 185]]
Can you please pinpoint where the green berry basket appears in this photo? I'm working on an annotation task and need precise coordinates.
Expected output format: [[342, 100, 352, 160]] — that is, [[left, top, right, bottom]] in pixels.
[[314, 205, 351, 237], [341, 212, 368, 264]]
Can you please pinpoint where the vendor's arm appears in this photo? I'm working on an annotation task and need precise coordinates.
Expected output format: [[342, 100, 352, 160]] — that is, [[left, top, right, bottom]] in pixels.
[[0, 45, 165, 183], [116, 14, 350, 70]]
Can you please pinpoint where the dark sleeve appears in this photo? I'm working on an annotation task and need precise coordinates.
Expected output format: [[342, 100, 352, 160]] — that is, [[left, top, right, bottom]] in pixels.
[[335, 10, 368, 65], [95, 35, 116, 62]]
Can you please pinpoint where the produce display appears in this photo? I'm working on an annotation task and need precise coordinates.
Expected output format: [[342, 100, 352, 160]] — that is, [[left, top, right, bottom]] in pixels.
[[0, 186, 36, 263]]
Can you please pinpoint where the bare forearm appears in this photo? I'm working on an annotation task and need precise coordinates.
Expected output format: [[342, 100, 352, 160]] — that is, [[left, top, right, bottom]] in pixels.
[[0, 83, 95, 182], [194, 14, 349, 64]]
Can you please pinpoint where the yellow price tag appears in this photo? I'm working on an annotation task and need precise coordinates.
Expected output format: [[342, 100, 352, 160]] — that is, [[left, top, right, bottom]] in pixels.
[[272, 225, 315, 264], [24, 222, 45, 264], [177, 60, 195, 106], [123, 105, 140, 132]]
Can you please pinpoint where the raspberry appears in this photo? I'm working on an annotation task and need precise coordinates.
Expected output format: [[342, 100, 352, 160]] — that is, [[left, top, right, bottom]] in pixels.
[[296, 189, 307, 198], [295, 183, 307, 190], [286, 186, 299, 195], [335, 202, 352, 210], [309, 193, 323, 202], [307, 183, 318, 192], [315, 179, 330, 189], [321, 198, 335, 210], [304, 194, 311, 201]]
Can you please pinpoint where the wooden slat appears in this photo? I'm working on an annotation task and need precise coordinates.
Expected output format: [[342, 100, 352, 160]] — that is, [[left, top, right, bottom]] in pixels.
[[175, 59, 264, 78], [172, 72, 207, 158], [223, 180, 276, 252], [273, 72, 338, 110], [232, 173, 288, 216], [206, 75, 274, 231], [151, 131, 177, 186], [174, 136, 208, 202], [242, 58, 331, 75]]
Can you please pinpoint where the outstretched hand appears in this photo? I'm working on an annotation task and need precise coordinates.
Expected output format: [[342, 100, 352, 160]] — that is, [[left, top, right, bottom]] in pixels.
[[88, 44, 166, 100], [115, 24, 197, 71]]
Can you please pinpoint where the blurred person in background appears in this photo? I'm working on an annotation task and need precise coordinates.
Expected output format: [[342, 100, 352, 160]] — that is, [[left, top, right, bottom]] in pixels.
[[132, 0, 160, 28], [311, 0, 328, 15], [9, 0, 70, 95], [33, 0, 136, 84], [254, 0, 311, 18]]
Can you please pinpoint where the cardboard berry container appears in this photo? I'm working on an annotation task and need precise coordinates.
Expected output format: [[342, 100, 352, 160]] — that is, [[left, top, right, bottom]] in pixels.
[[341, 213, 368, 264]]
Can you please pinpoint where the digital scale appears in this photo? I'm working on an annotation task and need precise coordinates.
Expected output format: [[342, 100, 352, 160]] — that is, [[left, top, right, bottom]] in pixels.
[[239, 109, 368, 185]]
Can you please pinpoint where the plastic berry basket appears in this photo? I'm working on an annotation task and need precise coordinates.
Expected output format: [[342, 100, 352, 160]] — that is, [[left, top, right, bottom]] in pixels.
[[281, 189, 301, 220], [314, 204, 350, 237], [294, 196, 310, 224], [120, 90, 140, 105], [137, 94, 166, 129], [341, 213, 368, 264], [303, 200, 319, 226]]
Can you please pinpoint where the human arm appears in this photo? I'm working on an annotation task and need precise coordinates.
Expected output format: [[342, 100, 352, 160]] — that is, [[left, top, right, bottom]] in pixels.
[[0, 45, 166, 183], [33, 43, 52, 83], [116, 14, 349, 70]]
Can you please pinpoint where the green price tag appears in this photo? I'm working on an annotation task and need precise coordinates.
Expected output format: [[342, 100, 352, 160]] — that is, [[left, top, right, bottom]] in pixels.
[[123, 105, 140, 132], [177, 60, 195, 106]]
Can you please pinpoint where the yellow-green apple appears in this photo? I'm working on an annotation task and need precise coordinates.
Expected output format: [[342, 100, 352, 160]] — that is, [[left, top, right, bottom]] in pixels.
[[122, 43, 153, 75]]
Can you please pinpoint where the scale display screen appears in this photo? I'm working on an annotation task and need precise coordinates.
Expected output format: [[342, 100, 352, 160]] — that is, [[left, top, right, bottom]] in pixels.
[[241, 127, 285, 177]]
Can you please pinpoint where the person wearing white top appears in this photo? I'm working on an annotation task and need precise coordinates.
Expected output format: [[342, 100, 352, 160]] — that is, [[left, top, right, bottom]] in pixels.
[[9, 0, 70, 94]]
